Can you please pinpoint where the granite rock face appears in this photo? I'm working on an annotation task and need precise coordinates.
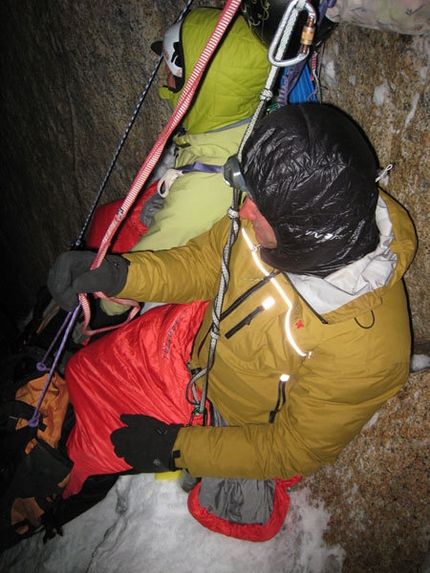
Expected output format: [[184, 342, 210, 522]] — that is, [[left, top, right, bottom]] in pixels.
[[321, 25, 429, 344], [1, 1, 429, 570], [300, 368, 429, 573], [0, 0, 219, 325]]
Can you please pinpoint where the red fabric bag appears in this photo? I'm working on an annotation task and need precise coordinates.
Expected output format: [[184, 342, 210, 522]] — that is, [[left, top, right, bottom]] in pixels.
[[188, 474, 302, 542], [86, 180, 159, 253], [63, 300, 208, 498]]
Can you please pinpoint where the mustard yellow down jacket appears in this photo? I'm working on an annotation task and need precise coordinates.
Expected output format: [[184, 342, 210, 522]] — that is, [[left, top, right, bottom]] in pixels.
[[119, 190, 417, 480]]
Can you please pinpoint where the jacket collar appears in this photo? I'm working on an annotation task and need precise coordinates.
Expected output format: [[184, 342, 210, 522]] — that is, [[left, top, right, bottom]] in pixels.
[[285, 192, 416, 322]]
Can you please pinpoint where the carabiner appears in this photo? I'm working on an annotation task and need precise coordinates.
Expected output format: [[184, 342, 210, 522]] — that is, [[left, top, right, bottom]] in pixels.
[[268, 0, 317, 68]]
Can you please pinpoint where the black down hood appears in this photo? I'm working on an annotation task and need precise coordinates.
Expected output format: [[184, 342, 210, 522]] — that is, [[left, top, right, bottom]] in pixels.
[[241, 103, 380, 277]]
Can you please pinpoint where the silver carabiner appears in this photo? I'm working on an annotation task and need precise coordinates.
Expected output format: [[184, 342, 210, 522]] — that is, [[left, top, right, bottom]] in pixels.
[[267, 0, 317, 68]]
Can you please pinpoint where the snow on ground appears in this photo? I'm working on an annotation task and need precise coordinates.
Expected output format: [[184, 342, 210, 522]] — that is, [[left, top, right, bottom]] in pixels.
[[0, 473, 345, 573], [411, 354, 430, 372]]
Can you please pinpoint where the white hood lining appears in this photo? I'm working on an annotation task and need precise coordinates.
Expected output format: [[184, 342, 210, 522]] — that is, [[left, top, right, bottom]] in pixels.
[[286, 196, 398, 315]]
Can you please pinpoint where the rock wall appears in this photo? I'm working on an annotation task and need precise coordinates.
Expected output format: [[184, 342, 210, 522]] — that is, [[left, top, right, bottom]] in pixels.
[[300, 23, 429, 572], [0, 0, 221, 327], [1, 1, 429, 571], [320, 24, 429, 345]]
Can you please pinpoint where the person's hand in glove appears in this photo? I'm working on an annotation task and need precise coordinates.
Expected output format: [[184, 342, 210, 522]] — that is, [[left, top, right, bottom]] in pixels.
[[111, 414, 183, 473], [47, 251, 129, 311]]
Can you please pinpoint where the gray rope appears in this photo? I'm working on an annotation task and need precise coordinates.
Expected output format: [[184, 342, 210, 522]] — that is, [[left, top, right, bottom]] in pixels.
[[73, 56, 163, 249], [194, 1, 303, 419]]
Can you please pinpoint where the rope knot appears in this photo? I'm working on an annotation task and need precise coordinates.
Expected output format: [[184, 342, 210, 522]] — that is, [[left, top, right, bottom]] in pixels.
[[227, 207, 239, 220], [210, 328, 220, 342], [260, 87, 273, 102]]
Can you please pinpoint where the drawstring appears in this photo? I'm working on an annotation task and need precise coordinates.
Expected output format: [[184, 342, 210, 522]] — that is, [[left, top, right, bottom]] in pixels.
[[28, 305, 81, 428], [376, 163, 393, 182], [157, 161, 223, 197]]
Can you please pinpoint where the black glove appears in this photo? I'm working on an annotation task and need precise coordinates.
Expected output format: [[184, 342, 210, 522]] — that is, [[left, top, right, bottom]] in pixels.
[[111, 414, 182, 473], [47, 251, 129, 311]]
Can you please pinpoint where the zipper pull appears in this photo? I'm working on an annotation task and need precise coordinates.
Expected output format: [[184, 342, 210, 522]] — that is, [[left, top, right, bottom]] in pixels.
[[225, 297, 275, 339], [269, 374, 290, 423]]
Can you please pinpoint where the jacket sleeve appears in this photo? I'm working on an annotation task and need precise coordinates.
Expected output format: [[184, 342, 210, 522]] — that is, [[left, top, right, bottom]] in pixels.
[[116, 216, 230, 303], [173, 282, 412, 480]]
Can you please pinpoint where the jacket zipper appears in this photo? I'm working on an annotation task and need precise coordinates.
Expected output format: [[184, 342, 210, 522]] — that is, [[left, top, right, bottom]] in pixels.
[[196, 271, 281, 357], [282, 272, 329, 325]]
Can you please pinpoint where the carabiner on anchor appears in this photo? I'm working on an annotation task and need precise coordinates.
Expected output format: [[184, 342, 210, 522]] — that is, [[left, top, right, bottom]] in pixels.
[[267, 0, 317, 68]]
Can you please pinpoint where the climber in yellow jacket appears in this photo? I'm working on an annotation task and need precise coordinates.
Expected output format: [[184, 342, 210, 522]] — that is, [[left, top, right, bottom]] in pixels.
[[48, 103, 417, 538]]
